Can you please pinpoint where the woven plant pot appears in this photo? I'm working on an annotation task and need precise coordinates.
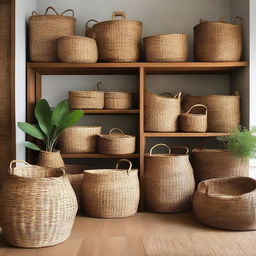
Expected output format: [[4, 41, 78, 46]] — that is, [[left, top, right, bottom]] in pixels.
[[145, 144, 195, 213], [104, 92, 134, 110], [193, 177, 256, 231], [194, 17, 242, 61], [98, 128, 136, 155], [0, 161, 78, 248], [145, 90, 181, 132], [191, 149, 249, 184], [86, 11, 142, 62], [57, 36, 98, 63], [82, 159, 140, 218], [37, 150, 65, 168], [59, 126, 102, 153], [143, 34, 188, 62], [29, 7, 76, 62]]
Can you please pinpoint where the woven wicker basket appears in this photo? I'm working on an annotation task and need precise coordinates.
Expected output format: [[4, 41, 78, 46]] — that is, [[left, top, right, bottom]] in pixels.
[[37, 150, 65, 168], [86, 11, 142, 62], [145, 144, 195, 213], [145, 90, 181, 132], [0, 161, 78, 248], [98, 128, 136, 155], [57, 36, 98, 63], [29, 7, 76, 62], [59, 126, 102, 153], [143, 34, 188, 62], [180, 104, 207, 132], [182, 93, 240, 132], [104, 92, 134, 110], [82, 159, 140, 218], [193, 177, 256, 231], [194, 17, 242, 61], [191, 149, 249, 184]]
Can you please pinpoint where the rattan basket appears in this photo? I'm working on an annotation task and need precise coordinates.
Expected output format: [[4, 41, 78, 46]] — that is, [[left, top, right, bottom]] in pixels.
[[29, 7, 76, 62], [145, 144, 195, 213], [59, 126, 102, 153], [104, 91, 134, 110], [82, 159, 140, 218], [194, 17, 242, 61], [143, 34, 188, 62], [86, 11, 142, 62], [98, 128, 136, 155], [57, 36, 98, 63], [0, 161, 78, 248], [37, 150, 65, 168], [193, 177, 256, 231]]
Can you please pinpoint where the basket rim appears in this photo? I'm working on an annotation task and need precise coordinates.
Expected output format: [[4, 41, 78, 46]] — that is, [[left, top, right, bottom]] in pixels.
[[184, 94, 240, 98], [98, 134, 135, 139], [146, 90, 180, 100], [58, 35, 95, 41], [92, 19, 143, 28], [84, 168, 138, 175], [29, 15, 76, 21], [143, 33, 187, 40], [145, 153, 189, 158], [194, 21, 241, 28], [180, 113, 207, 117]]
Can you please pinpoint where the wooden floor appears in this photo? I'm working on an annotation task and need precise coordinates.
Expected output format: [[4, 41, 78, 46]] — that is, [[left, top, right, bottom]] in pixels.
[[0, 212, 256, 256]]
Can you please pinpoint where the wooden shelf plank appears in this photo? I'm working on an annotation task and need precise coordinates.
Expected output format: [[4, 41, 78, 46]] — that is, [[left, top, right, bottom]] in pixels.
[[144, 132, 230, 137], [82, 109, 139, 114], [61, 153, 139, 159]]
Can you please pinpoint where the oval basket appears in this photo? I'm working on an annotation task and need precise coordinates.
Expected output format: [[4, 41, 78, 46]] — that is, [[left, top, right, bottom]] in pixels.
[[143, 34, 188, 62], [29, 7, 76, 62], [145, 144, 195, 213], [0, 161, 78, 248], [82, 159, 140, 218], [98, 128, 136, 155], [193, 177, 256, 231]]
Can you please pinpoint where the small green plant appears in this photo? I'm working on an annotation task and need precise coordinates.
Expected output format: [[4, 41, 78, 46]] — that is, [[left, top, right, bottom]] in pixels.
[[18, 99, 84, 152], [217, 126, 256, 160]]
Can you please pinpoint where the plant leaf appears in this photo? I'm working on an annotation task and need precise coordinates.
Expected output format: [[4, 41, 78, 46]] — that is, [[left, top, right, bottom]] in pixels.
[[58, 110, 84, 132], [22, 141, 41, 151], [18, 122, 45, 140], [51, 99, 70, 126]]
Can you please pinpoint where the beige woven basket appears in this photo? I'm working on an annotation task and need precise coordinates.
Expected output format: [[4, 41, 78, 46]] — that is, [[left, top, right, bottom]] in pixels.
[[180, 104, 207, 132], [104, 92, 134, 110], [143, 34, 188, 62], [145, 90, 181, 132], [57, 36, 98, 63], [191, 149, 249, 184], [98, 128, 136, 155], [182, 93, 240, 132], [59, 126, 102, 153], [145, 144, 195, 213], [37, 150, 65, 168], [86, 11, 142, 62], [193, 177, 256, 231], [29, 7, 76, 62], [82, 159, 140, 218], [194, 17, 242, 61], [0, 161, 78, 248]]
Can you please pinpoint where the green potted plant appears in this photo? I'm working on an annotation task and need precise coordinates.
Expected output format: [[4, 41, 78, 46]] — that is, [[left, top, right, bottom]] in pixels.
[[18, 98, 84, 168]]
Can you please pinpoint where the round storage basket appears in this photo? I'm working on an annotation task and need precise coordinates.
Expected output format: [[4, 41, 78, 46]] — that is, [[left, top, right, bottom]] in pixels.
[[143, 34, 188, 62], [193, 177, 256, 231], [29, 7, 76, 62], [86, 11, 142, 62], [145, 144, 195, 213], [98, 128, 136, 155], [0, 161, 78, 248], [194, 17, 242, 61], [180, 104, 207, 132], [182, 93, 240, 132], [145, 90, 181, 132], [59, 126, 102, 153], [37, 150, 65, 168], [57, 36, 98, 63], [191, 149, 249, 184], [104, 92, 134, 110], [82, 159, 140, 218]]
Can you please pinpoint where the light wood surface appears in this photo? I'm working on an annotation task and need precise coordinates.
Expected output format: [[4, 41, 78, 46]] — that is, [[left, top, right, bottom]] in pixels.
[[61, 153, 139, 159], [0, 212, 255, 255], [144, 132, 231, 137]]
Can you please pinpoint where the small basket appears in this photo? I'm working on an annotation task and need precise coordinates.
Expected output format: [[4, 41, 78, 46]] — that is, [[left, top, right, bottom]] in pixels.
[[104, 92, 134, 110], [98, 128, 136, 155], [57, 36, 98, 63], [82, 159, 140, 218], [180, 104, 207, 132]]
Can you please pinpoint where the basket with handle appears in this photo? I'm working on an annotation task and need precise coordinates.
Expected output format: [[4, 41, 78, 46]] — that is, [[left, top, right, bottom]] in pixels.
[[82, 159, 140, 218]]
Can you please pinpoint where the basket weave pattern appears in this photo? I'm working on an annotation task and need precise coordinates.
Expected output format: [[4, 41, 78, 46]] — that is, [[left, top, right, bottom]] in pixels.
[[104, 92, 134, 109]]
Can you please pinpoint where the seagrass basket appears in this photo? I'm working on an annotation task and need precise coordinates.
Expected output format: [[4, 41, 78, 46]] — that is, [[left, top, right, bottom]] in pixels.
[[82, 159, 140, 218], [59, 126, 102, 153], [104, 91, 134, 110], [57, 36, 98, 63], [180, 104, 207, 132], [0, 161, 78, 248], [143, 34, 188, 62], [145, 144, 195, 213], [98, 128, 136, 155], [193, 177, 256, 231], [29, 7, 76, 62], [37, 150, 65, 168], [194, 17, 242, 61]]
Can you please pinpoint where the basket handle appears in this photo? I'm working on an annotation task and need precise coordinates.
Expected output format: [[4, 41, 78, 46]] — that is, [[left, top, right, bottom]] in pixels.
[[233, 16, 243, 26], [116, 159, 132, 174], [174, 92, 182, 99], [32, 10, 38, 16], [85, 19, 98, 35], [44, 7, 59, 15], [109, 128, 125, 135], [112, 11, 127, 20], [9, 160, 31, 175], [95, 82, 107, 91], [61, 9, 75, 17], [197, 181, 209, 196], [186, 104, 207, 114], [161, 92, 173, 98], [149, 144, 171, 156], [169, 146, 189, 155]]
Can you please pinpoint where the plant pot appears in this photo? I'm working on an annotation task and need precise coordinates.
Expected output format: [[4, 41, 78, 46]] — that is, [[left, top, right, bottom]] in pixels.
[[38, 150, 65, 168]]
